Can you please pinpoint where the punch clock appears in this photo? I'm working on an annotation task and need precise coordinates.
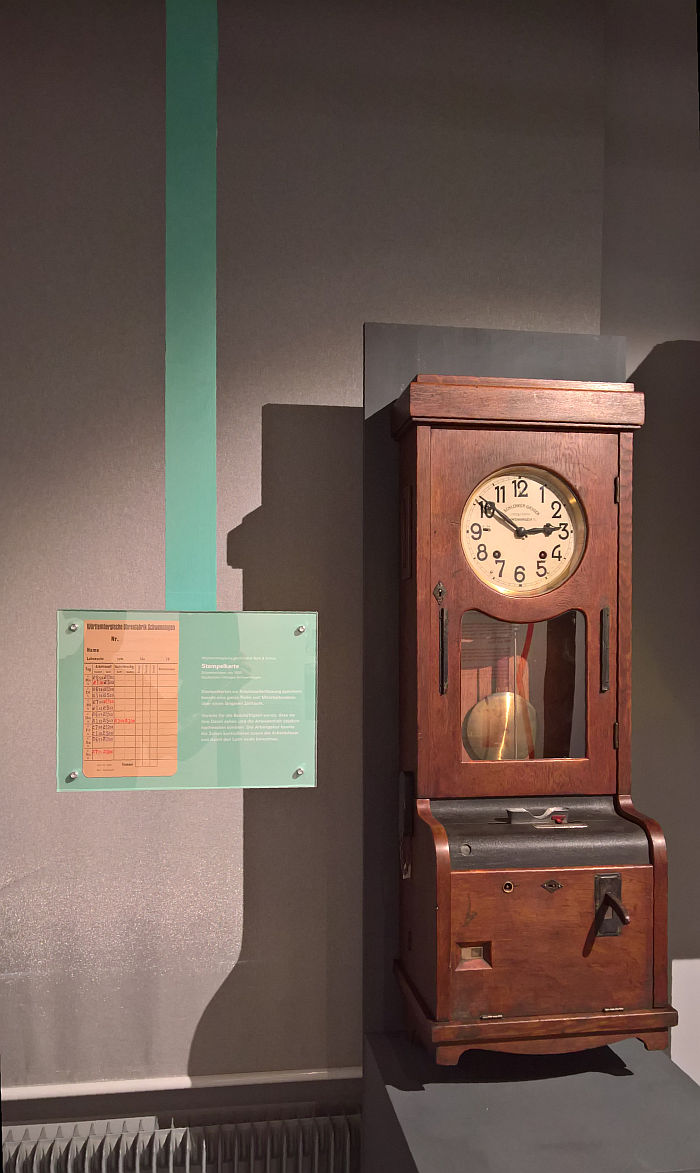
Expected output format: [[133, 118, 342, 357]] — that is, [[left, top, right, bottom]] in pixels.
[[392, 374, 676, 1064]]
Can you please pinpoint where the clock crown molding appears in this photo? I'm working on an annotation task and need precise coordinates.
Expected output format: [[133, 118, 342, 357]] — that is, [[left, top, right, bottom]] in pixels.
[[391, 374, 644, 437]]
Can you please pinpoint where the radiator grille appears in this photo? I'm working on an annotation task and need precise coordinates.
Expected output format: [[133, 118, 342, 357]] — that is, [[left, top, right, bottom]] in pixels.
[[2, 1118, 361, 1173]]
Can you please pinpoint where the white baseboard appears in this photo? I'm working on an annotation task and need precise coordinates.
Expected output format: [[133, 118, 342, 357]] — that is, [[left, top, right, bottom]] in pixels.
[[671, 959, 700, 1085], [1, 1066, 363, 1102]]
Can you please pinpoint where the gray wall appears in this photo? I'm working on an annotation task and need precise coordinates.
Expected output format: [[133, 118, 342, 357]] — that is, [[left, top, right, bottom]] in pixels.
[[1, 0, 698, 1095]]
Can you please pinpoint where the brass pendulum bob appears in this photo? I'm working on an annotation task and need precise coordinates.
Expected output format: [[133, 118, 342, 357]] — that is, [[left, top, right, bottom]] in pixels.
[[463, 651, 537, 761]]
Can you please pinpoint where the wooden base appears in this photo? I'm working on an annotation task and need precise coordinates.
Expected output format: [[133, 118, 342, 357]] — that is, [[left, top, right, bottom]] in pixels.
[[396, 962, 677, 1066]]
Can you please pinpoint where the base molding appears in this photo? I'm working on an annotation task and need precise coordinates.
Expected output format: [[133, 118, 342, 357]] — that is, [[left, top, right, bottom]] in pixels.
[[396, 963, 677, 1065]]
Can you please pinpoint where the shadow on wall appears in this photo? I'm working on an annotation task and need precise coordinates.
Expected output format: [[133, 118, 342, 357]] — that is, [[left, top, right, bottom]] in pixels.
[[188, 404, 363, 1077], [629, 342, 700, 962]]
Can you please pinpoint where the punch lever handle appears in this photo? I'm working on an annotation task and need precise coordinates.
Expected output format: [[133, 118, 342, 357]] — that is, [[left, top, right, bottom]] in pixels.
[[603, 891, 630, 925]]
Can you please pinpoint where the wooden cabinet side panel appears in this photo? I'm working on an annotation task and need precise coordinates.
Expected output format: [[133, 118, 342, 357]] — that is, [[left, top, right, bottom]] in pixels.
[[398, 426, 432, 786], [415, 428, 432, 789], [398, 428, 418, 774], [617, 797, 670, 1005], [617, 431, 633, 795], [401, 807, 438, 1018]]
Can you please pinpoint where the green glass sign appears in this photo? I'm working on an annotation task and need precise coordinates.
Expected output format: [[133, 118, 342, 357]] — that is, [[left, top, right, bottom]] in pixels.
[[57, 611, 317, 792]]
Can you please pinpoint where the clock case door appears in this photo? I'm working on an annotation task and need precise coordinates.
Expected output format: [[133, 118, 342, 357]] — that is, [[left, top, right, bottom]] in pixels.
[[430, 426, 616, 797], [393, 376, 645, 801]]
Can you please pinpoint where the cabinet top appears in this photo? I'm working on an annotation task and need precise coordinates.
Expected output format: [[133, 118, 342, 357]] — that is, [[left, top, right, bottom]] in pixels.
[[391, 374, 643, 436]]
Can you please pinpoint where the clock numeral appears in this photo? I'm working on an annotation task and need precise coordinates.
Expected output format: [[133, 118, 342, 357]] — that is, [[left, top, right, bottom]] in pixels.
[[478, 500, 495, 518], [514, 565, 526, 584], [552, 544, 563, 561], [494, 485, 505, 503], [536, 561, 547, 578], [558, 522, 570, 540], [495, 559, 505, 578], [470, 522, 483, 540], [551, 500, 562, 519], [511, 477, 528, 498], [540, 486, 546, 503], [476, 544, 488, 562]]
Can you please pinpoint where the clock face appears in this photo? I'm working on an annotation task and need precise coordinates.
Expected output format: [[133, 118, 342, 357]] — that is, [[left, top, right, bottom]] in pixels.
[[460, 465, 587, 595]]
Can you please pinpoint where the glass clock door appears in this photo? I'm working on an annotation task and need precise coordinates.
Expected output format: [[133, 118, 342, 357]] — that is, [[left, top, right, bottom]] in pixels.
[[460, 611, 586, 762]]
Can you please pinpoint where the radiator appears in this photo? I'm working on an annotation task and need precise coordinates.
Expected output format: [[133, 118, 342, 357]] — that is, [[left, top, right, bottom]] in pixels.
[[2, 1117, 361, 1173]]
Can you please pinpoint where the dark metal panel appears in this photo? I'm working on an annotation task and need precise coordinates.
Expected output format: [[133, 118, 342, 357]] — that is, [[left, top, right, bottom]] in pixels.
[[430, 796, 650, 869]]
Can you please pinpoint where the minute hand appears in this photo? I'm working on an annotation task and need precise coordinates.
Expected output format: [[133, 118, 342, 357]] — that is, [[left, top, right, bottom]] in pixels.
[[479, 498, 527, 539]]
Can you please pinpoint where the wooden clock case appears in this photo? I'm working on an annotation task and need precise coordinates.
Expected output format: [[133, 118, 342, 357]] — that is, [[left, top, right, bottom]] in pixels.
[[392, 374, 677, 1065]]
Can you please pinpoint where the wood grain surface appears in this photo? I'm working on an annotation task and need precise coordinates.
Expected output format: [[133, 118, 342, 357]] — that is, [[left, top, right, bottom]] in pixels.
[[449, 865, 653, 1020], [392, 376, 644, 436], [396, 961, 676, 1064]]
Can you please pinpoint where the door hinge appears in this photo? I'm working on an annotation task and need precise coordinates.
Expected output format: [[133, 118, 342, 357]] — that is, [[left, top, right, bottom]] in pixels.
[[613, 721, 619, 749], [614, 476, 620, 504]]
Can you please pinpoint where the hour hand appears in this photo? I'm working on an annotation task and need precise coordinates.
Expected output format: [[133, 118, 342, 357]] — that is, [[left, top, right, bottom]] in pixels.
[[479, 498, 526, 538], [522, 523, 563, 537]]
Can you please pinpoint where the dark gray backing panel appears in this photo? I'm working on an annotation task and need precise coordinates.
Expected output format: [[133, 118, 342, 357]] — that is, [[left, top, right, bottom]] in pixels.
[[363, 1034, 700, 1173], [364, 323, 626, 417]]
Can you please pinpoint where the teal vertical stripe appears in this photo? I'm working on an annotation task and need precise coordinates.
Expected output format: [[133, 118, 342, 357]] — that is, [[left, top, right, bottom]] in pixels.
[[165, 0, 218, 612]]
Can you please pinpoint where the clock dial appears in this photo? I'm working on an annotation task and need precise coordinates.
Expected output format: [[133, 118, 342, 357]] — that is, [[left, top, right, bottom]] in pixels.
[[460, 465, 586, 595]]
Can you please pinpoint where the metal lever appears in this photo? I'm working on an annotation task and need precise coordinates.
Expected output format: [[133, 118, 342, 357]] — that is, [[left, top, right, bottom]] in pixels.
[[594, 873, 630, 936], [602, 891, 630, 925], [506, 807, 567, 824]]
